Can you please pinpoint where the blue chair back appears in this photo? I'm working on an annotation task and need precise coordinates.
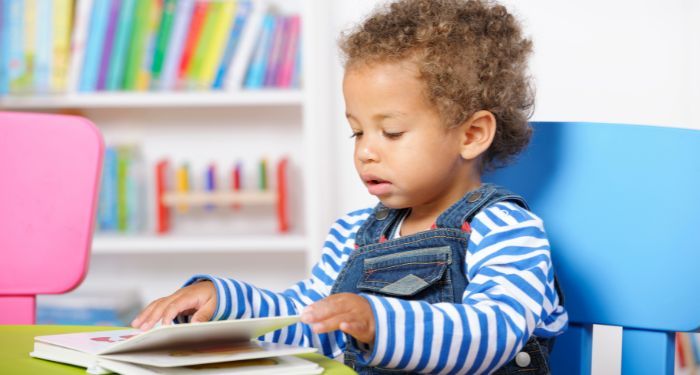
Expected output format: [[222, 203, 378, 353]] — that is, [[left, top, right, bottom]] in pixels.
[[485, 122, 700, 374]]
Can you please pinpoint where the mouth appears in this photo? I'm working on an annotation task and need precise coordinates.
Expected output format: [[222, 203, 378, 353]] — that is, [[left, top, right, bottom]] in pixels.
[[362, 174, 393, 195]]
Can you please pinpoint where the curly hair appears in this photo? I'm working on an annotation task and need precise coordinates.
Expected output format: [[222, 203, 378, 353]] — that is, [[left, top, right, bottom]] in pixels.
[[339, 0, 534, 170]]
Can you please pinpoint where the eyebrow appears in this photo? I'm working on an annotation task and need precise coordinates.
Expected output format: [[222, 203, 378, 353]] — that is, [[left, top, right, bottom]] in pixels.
[[345, 111, 407, 122]]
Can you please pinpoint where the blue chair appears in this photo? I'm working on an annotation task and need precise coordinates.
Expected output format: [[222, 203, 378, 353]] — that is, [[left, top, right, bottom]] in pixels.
[[485, 122, 700, 374]]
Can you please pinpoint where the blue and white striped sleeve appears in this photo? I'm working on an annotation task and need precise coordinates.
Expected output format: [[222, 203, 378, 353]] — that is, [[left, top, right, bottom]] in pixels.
[[180, 208, 372, 357], [356, 202, 569, 373]]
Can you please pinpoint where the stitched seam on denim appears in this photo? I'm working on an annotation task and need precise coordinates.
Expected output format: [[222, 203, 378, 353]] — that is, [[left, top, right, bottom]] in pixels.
[[364, 261, 447, 275], [359, 235, 467, 254], [363, 245, 451, 265]]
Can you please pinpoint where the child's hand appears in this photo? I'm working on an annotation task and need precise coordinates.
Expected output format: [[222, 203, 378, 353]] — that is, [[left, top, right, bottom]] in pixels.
[[130, 281, 217, 331], [301, 293, 375, 345]]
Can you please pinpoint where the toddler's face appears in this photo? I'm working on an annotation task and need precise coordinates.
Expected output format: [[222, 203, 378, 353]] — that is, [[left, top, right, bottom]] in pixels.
[[343, 61, 473, 212]]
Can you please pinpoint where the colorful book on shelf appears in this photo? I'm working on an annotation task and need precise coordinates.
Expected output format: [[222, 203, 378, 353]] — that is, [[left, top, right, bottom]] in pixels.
[[198, 0, 237, 89], [68, 0, 94, 93], [291, 35, 302, 89], [186, 2, 220, 89], [51, 0, 73, 92], [29, 316, 321, 375], [0, 0, 8, 95], [137, 0, 164, 91], [6, 0, 26, 93], [159, 0, 195, 91], [105, 0, 136, 91], [177, 0, 208, 86], [244, 12, 276, 89], [276, 15, 300, 88], [80, 0, 111, 92], [213, 0, 251, 90], [263, 15, 285, 87], [98, 147, 118, 231], [150, 0, 177, 88], [96, 0, 121, 91], [122, 0, 152, 90], [10, 0, 34, 93], [34, 0, 53, 93], [224, 0, 267, 91]]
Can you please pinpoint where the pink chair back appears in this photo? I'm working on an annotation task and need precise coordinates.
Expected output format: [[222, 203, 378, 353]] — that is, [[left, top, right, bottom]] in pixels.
[[0, 112, 104, 324]]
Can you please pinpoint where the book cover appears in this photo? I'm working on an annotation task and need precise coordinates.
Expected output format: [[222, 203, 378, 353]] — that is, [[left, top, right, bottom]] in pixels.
[[11, 0, 35, 93], [122, 0, 153, 90], [212, 0, 251, 90], [33, 0, 53, 93], [116, 146, 130, 232], [224, 0, 266, 91], [290, 36, 301, 89], [159, 0, 195, 91], [98, 147, 118, 231], [6, 0, 26, 93], [51, 0, 73, 92], [79, 0, 111, 92], [96, 0, 121, 91], [105, 0, 136, 90], [151, 0, 177, 88], [243, 13, 276, 89], [137, 0, 164, 91], [198, 0, 237, 89], [29, 316, 320, 373], [0, 0, 9, 95], [263, 15, 285, 88], [177, 0, 208, 86], [186, 1, 220, 88], [67, 0, 94, 93], [276, 15, 300, 88]]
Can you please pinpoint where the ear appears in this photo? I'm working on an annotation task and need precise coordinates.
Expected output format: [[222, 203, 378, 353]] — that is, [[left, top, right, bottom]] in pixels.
[[457, 110, 496, 161]]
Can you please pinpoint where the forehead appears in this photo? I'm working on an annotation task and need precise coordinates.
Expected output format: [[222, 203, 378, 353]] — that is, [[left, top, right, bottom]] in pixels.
[[343, 61, 432, 113]]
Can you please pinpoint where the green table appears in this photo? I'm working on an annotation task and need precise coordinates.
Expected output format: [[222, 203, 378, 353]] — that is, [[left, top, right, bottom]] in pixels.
[[0, 325, 356, 374]]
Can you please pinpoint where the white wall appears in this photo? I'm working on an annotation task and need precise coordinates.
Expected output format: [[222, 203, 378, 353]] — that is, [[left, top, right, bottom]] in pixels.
[[325, 1, 699, 374]]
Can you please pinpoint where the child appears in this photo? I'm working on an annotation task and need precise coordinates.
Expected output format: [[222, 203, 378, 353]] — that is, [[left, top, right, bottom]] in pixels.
[[132, 0, 568, 373]]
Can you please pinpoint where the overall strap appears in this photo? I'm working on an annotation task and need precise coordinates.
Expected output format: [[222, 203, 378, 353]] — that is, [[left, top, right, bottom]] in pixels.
[[353, 203, 409, 247], [434, 183, 529, 229]]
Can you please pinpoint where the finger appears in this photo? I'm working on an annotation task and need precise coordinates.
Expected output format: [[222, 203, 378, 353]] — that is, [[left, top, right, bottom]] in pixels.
[[131, 298, 167, 328], [308, 312, 357, 334], [301, 295, 346, 323], [191, 299, 217, 323], [158, 295, 206, 327]]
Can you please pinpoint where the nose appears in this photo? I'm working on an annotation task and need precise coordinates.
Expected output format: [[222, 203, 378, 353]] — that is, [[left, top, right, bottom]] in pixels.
[[356, 137, 378, 164]]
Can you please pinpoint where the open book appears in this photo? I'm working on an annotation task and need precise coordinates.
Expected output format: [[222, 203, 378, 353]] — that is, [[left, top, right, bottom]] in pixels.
[[30, 315, 322, 374]]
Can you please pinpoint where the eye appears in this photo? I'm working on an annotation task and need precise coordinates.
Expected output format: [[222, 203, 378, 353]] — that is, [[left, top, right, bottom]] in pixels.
[[350, 131, 363, 139], [383, 131, 404, 139]]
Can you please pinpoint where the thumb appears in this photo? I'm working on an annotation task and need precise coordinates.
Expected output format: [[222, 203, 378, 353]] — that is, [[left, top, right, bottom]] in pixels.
[[191, 300, 216, 323]]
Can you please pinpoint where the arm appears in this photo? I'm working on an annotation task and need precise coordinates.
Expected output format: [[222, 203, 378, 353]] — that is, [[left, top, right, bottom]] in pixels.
[[350, 202, 568, 373], [176, 208, 372, 356]]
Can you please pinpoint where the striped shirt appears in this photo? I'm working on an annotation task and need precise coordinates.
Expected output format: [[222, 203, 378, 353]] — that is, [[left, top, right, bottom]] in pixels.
[[183, 202, 568, 374]]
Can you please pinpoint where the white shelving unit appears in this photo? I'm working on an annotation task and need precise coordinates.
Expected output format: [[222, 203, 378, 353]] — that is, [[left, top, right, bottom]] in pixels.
[[4, 0, 337, 305]]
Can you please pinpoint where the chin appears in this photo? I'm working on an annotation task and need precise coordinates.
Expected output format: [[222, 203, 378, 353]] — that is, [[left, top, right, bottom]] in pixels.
[[376, 196, 412, 210]]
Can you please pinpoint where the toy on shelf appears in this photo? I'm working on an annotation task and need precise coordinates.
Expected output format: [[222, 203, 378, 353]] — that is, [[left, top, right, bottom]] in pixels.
[[155, 157, 289, 234]]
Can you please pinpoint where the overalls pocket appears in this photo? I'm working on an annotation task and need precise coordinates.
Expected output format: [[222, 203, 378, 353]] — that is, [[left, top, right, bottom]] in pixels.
[[357, 245, 454, 303]]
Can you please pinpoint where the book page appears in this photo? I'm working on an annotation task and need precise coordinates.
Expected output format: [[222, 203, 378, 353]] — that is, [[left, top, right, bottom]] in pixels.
[[101, 340, 316, 368], [98, 355, 322, 375]]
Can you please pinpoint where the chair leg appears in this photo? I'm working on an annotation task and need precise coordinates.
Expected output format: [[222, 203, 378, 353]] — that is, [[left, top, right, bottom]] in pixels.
[[0, 296, 36, 324], [550, 323, 593, 374], [621, 328, 674, 375]]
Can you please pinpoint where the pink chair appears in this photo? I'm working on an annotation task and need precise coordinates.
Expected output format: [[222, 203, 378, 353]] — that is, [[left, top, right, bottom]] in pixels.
[[0, 112, 104, 324]]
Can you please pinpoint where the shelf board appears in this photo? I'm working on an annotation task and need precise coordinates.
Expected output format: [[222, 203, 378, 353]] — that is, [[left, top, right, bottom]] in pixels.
[[0, 90, 303, 109], [92, 234, 307, 254]]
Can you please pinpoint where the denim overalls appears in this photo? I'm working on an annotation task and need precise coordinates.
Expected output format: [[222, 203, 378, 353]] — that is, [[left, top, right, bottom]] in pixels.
[[330, 184, 556, 374]]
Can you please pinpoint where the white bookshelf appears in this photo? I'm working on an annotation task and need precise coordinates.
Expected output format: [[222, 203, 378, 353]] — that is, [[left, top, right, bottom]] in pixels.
[[17, 0, 338, 307], [92, 234, 308, 254], [0, 90, 303, 108]]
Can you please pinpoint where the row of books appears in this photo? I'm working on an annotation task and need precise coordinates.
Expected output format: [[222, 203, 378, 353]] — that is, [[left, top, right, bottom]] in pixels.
[[97, 145, 145, 233], [0, 0, 302, 95]]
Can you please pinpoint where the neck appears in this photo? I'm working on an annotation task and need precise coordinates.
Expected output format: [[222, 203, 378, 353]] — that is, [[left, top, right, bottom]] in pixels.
[[401, 177, 482, 236]]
